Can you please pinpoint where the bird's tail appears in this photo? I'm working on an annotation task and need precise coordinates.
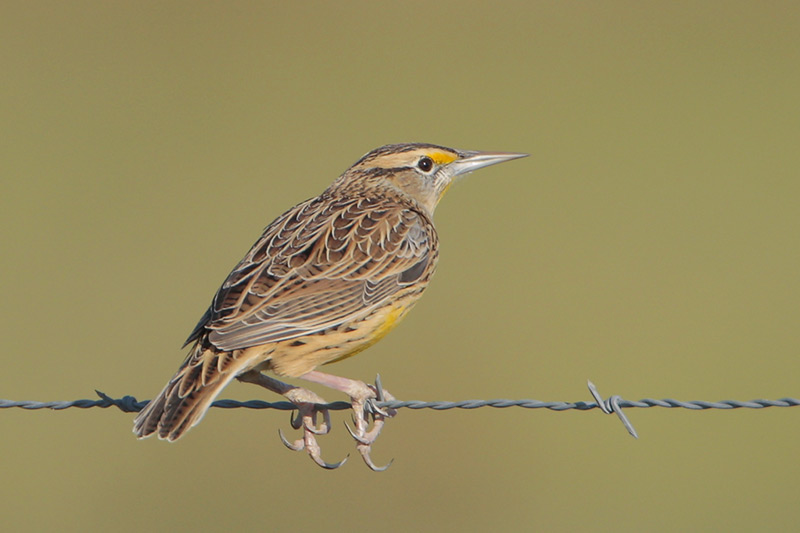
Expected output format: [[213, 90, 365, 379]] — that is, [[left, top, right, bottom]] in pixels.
[[133, 343, 253, 441]]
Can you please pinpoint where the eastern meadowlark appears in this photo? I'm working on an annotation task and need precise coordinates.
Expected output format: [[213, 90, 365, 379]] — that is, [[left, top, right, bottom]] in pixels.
[[133, 143, 527, 469]]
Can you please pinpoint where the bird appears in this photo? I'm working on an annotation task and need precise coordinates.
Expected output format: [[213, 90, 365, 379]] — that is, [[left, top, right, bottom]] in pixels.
[[133, 142, 527, 470]]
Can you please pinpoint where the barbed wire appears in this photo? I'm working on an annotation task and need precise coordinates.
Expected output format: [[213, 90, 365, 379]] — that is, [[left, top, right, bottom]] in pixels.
[[2, 380, 798, 439]]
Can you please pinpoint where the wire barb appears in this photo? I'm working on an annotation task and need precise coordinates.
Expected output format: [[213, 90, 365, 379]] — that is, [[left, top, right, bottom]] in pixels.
[[586, 381, 638, 439]]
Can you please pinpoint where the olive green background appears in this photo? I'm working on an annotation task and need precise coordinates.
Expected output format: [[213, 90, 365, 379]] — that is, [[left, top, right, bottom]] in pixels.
[[2, 2, 799, 531]]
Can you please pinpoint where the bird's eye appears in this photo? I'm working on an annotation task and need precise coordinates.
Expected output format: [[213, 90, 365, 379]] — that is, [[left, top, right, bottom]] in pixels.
[[417, 156, 434, 172]]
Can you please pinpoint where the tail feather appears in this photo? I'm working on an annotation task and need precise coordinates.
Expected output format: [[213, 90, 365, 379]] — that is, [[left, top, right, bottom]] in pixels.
[[133, 344, 253, 441]]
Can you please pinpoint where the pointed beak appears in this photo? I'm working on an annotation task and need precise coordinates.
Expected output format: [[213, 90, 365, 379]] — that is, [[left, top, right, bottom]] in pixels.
[[450, 150, 528, 177]]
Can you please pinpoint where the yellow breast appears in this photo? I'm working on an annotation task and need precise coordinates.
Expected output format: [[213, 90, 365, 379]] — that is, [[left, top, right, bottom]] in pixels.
[[324, 303, 413, 365]]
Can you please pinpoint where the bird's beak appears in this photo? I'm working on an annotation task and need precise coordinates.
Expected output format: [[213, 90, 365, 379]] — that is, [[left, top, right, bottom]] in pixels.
[[450, 150, 529, 177]]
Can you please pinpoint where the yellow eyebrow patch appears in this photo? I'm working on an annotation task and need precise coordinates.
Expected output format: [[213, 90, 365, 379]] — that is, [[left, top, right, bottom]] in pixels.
[[428, 151, 458, 165]]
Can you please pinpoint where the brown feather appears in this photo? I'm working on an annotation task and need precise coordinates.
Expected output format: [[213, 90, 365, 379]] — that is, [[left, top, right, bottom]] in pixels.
[[132, 143, 520, 441]]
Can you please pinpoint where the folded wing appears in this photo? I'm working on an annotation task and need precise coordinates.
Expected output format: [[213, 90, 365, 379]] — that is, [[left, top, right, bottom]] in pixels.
[[185, 195, 436, 351]]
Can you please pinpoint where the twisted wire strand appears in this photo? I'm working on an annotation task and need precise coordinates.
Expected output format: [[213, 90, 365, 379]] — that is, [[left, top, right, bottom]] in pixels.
[[4, 395, 798, 412], [2, 381, 798, 439]]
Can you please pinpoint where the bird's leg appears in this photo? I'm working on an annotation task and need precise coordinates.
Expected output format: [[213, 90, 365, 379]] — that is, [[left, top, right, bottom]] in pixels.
[[299, 371, 396, 471], [236, 370, 346, 469]]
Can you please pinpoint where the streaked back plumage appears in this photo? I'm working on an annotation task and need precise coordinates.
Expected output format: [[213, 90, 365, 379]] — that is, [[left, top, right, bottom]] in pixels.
[[134, 143, 452, 440]]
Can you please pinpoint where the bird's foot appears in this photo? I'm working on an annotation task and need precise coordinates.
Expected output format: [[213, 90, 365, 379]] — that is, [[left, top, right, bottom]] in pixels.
[[278, 387, 348, 470], [299, 371, 396, 471], [237, 370, 347, 469], [344, 382, 396, 471], [239, 369, 395, 470]]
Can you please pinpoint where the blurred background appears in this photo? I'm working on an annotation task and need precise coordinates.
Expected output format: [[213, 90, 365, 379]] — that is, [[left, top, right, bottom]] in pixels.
[[2, 2, 799, 531]]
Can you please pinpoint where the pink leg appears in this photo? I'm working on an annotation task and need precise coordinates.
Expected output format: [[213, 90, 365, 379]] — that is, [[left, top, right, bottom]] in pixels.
[[299, 371, 396, 471], [237, 370, 347, 469]]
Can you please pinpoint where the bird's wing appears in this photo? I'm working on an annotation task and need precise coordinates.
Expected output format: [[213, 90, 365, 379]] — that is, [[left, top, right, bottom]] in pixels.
[[185, 195, 436, 351]]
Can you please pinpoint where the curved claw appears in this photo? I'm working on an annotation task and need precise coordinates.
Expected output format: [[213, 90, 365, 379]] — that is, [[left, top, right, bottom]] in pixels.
[[280, 426, 349, 470], [306, 435, 349, 470], [302, 409, 332, 435], [289, 410, 303, 430], [343, 420, 371, 445], [343, 417, 385, 445], [356, 444, 393, 472], [278, 429, 304, 451], [309, 452, 349, 470]]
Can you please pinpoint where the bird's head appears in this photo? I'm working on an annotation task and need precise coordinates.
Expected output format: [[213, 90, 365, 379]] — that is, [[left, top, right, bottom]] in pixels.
[[332, 143, 528, 214]]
